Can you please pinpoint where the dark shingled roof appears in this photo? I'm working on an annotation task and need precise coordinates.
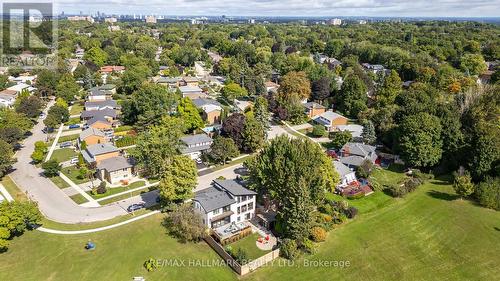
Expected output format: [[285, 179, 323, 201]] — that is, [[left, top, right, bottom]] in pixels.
[[194, 187, 235, 212], [213, 179, 257, 196]]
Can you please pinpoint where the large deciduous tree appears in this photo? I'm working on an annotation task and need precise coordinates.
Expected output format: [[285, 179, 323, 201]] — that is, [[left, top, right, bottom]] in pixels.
[[0, 140, 14, 178], [159, 155, 197, 204], [311, 77, 331, 102], [242, 117, 265, 152], [177, 97, 204, 133], [221, 113, 246, 150], [336, 74, 367, 118], [56, 74, 80, 102], [208, 136, 239, 164]]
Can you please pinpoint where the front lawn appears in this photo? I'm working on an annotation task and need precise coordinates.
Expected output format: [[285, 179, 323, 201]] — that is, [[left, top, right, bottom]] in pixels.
[[50, 148, 78, 163], [89, 180, 147, 199], [61, 166, 91, 185], [69, 193, 88, 204], [0, 176, 27, 202], [0, 214, 235, 281], [69, 103, 84, 115], [228, 233, 271, 261], [57, 134, 79, 143], [49, 175, 70, 189]]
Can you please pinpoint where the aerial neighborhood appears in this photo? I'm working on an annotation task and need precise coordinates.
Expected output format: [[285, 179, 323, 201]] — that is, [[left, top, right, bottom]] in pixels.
[[0, 8, 498, 281]]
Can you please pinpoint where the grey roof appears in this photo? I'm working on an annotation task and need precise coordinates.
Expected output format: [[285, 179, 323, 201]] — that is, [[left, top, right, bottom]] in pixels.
[[86, 116, 112, 126], [192, 98, 222, 108], [84, 100, 118, 109], [179, 85, 203, 93], [336, 124, 364, 138], [81, 108, 117, 119], [181, 134, 213, 146], [157, 77, 181, 83], [181, 144, 212, 154], [339, 155, 365, 167], [97, 156, 134, 172], [213, 179, 257, 196], [100, 84, 116, 90], [79, 127, 105, 140], [314, 111, 346, 122], [194, 186, 236, 213], [342, 142, 376, 158], [81, 149, 93, 163], [86, 143, 118, 157], [303, 102, 326, 110], [333, 160, 354, 177]]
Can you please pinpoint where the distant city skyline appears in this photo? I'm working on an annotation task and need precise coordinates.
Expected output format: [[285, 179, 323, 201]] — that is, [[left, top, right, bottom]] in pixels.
[[53, 0, 500, 18]]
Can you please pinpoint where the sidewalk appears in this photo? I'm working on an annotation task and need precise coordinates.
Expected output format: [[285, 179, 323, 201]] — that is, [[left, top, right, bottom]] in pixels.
[[58, 172, 100, 207], [0, 183, 14, 202], [45, 123, 65, 162], [96, 181, 159, 203]]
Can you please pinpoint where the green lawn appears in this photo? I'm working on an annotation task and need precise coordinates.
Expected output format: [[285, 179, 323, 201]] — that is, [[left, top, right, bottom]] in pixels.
[[99, 188, 156, 205], [0, 176, 27, 202], [57, 134, 79, 143], [228, 233, 271, 261], [89, 180, 146, 199], [49, 175, 70, 189], [326, 191, 395, 214], [50, 148, 78, 163], [370, 164, 406, 187], [0, 214, 235, 281], [64, 117, 81, 126], [61, 166, 91, 185], [69, 193, 88, 204], [69, 103, 84, 115], [245, 180, 500, 281]]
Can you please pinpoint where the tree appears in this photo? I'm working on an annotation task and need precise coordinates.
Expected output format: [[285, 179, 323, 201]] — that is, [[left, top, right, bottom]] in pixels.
[[177, 97, 204, 133], [163, 203, 206, 243], [120, 63, 151, 95], [337, 75, 367, 118], [46, 104, 69, 124], [452, 171, 475, 199], [0, 201, 42, 251], [245, 136, 339, 240], [253, 96, 270, 135], [324, 39, 344, 58], [133, 116, 185, 178], [0, 140, 14, 178], [16, 96, 44, 118], [0, 127, 24, 146], [56, 74, 80, 102], [460, 54, 487, 76], [361, 120, 376, 145], [311, 77, 331, 102], [278, 71, 311, 102], [242, 117, 265, 152], [329, 131, 352, 149], [221, 113, 246, 150], [209, 136, 239, 164], [84, 46, 108, 67], [31, 141, 47, 164], [35, 69, 58, 97], [158, 155, 197, 204], [377, 70, 402, 107], [475, 177, 500, 210], [397, 112, 442, 167], [312, 125, 327, 137], [221, 82, 247, 103], [41, 160, 61, 177], [0, 107, 32, 135]]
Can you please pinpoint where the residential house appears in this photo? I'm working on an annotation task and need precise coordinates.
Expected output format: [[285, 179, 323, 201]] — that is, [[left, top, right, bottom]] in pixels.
[[156, 76, 182, 88], [192, 98, 223, 124], [0, 90, 18, 108], [86, 116, 113, 131], [362, 63, 390, 76], [234, 99, 253, 112], [8, 75, 36, 84], [81, 143, 120, 165], [193, 179, 257, 229], [81, 108, 118, 122], [75, 47, 85, 59], [97, 156, 135, 184], [303, 102, 326, 118], [339, 142, 378, 168], [7, 83, 36, 94], [179, 85, 207, 99], [78, 127, 107, 147], [313, 110, 348, 131], [99, 66, 125, 75], [181, 76, 200, 87], [265, 81, 279, 94], [87, 85, 115, 102], [180, 134, 213, 160], [336, 124, 364, 142], [84, 100, 119, 111], [333, 160, 357, 188]]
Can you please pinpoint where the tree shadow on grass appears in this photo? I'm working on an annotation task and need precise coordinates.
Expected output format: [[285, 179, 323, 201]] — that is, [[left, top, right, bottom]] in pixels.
[[494, 227, 500, 232], [426, 190, 459, 201]]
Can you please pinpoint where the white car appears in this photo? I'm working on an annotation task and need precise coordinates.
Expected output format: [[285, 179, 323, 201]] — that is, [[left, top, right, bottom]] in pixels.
[[70, 157, 79, 165]]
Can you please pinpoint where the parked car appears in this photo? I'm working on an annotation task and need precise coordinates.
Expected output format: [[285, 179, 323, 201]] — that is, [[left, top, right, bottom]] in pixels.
[[39, 113, 46, 119], [70, 157, 79, 164], [195, 158, 203, 164], [68, 124, 80, 129], [59, 141, 73, 148], [127, 203, 145, 212]]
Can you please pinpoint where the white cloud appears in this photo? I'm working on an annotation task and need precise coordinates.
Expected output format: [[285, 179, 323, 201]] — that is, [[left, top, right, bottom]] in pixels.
[[55, 0, 500, 17]]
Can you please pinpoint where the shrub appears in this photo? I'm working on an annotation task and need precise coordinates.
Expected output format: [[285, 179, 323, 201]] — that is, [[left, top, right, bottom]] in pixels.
[[475, 177, 500, 210], [318, 203, 333, 215], [41, 160, 61, 177], [143, 258, 158, 272], [234, 248, 248, 265], [312, 125, 327, 137], [115, 135, 137, 148], [280, 239, 299, 260], [345, 206, 358, 219], [163, 203, 206, 243], [310, 226, 327, 242], [322, 213, 332, 222], [356, 159, 374, 178], [96, 182, 107, 194], [300, 238, 317, 254]]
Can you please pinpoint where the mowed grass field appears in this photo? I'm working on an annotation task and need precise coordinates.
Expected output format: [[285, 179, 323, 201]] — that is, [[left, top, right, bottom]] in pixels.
[[0, 174, 499, 281]]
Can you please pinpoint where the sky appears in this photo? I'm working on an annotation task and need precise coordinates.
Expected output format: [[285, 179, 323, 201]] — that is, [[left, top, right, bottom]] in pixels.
[[52, 0, 500, 17]]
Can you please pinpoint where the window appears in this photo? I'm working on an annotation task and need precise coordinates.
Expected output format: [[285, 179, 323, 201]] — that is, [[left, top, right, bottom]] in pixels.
[[241, 205, 247, 213], [237, 206, 240, 214], [245, 213, 251, 220], [222, 206, 230, 212], [247, 202, 253, 210], [237, 216, 241, 222], [213, 208, 220, 215]]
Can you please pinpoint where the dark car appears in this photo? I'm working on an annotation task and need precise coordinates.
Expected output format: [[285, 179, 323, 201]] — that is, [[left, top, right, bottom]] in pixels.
[[127, 203, 145, 212], [68, 124, 80, 129]]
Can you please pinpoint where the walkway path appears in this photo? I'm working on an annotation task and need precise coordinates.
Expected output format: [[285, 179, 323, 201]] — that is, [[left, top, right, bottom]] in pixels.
[[45, 123, 64, 162], [95, 181, 159, 202], [37, 210, 160, 235], [0, 183, 14, 202], [58, 172, 99, 206]]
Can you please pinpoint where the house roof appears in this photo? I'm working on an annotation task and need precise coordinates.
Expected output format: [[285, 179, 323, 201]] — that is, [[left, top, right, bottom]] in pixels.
[[0, 89, 17, 96], [97, 156, 134, 172], [194, 186, 236, 213], [99, 84, 116, 90], [179, 85, 203, 93], [84, 100, 118, 109], [183, 76, 199, 82], [333, 160, 354, 177], [342, 142, 376, 158], [7, 83, 30, 92], [192, 98, 222, 108], [157, 77, 181, 84], [336, 124, 364, 138], [303, 102, 326, 110], [181, 134, 213, 146], [213, 179, 257, 196], [315, 111, 346, 122], [86, 143, 118, 157], [79, 127, 105, 140], [339, 155, 365, 167], [86, 116, 112, 126], [81, 108, 117, 119]]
